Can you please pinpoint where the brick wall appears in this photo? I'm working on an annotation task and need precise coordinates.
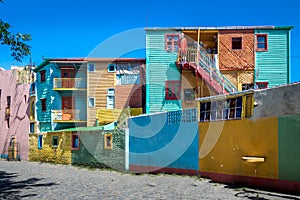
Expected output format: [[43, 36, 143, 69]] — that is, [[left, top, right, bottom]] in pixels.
[[218, 30, 255, 70]]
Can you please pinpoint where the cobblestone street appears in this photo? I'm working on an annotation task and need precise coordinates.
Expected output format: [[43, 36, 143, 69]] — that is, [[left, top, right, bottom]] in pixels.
[[0, 160, 299, 200]]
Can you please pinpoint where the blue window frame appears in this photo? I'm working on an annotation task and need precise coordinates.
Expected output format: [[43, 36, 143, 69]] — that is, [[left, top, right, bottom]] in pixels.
[[108, 64, 116, 72], [38, 135, 43, 149], [88, 63, 95, 72]]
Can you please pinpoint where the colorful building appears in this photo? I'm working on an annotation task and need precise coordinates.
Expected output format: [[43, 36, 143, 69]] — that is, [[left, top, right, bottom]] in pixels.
[[198, 83, 300, 194], [145, 26, 293, 114], [0, 68, 30, 160]]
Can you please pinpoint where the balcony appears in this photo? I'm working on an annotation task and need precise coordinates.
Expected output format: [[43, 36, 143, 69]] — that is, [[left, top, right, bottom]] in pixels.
[[52, 109, 86, 123], [53, 78, 86, 91], [5, 107, 10, 120]]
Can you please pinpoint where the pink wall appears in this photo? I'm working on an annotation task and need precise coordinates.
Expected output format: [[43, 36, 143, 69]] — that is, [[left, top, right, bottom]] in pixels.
[[0, 70, 30, 160]]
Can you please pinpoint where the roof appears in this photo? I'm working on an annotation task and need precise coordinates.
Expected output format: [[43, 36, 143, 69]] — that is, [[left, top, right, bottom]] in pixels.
[[145, 25, 294, 31], [34, 57, 146, 72]]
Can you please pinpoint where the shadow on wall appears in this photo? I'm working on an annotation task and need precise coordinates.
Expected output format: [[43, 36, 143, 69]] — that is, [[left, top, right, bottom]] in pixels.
[[0, 170, 58, 199]]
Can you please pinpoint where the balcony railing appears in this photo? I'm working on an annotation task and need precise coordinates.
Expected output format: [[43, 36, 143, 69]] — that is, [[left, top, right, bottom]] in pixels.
[[5, 107, 10, 120], [53, 78, 86, 90], [52, 109, 85, 122]]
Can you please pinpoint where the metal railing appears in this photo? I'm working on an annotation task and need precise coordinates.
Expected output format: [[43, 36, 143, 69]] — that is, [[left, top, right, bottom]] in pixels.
[[179, 47, 238, 93], [52, 109, 81, 121], [53, 78, 87, 89]]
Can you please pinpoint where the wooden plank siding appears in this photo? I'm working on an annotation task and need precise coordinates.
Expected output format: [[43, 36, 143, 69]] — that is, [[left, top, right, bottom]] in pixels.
[[87, 61, 115, 126], [115, 85, 143, 109], [146, 30, 182, 114], [255, 29, 290, 87]]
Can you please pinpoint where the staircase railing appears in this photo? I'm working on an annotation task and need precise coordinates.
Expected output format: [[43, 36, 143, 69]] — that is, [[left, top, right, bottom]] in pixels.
[[180, 47, 238, 93]]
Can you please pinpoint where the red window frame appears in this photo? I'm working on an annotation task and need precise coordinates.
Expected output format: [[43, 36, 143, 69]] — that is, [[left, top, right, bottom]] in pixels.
[[255, 82, 268, 89], [232, 37, 242, 50], [71, 132, 80, 150], [165, 34, 180, 52], [41, 98, 46, 112], [256, 34, 268, 52], [40, 70, 46, 82], [165, 80, 181, 100]]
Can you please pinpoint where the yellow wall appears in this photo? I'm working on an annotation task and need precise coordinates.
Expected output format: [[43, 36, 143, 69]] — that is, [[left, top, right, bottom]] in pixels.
[[29, 132, 72, 164], [199, 117, 278, 179], [97, 108, 142, 125]]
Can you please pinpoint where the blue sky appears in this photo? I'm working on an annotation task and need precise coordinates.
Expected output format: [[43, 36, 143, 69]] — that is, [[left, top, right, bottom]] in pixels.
[[0, 0, 299, 82]]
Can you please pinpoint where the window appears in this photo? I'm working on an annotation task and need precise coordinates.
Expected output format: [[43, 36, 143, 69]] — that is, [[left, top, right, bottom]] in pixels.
[[108, 64, 116, 72], [232, 37, 242, 50], [41, 98, 46, 112], [6, 119, 10, 129], [30, 83, 35, 95], [88, 97, 95, 107], [242, 83, 254, 91], [30, 123, 35, 133], [200, 96, 243, 122], [116, 62, 140, 85], [40, 70, 46, 82], [165, 34, 180, 52], [255, 82, 268, 89], [104, 134, 113, 150], [71, 132, 79, 150], [7, 96, 11, 108], [184, 88, 195, 102], [88, 63, 95, 72], [52, 136, 59, 147], [256, 34, 268, 51], [24, 95, 27, 103], [38, 135, 43, 149], [165, 81, 181, 100]]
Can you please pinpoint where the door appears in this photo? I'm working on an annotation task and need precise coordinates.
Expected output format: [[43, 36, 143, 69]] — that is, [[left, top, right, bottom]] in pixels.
[[62, 97, 74, 120], [61, 68, 75, 88]]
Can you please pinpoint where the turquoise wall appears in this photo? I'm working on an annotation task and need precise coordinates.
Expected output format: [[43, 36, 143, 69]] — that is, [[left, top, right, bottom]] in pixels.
[[255, 29, 291, 87], [146, 30, 182, 113], [278, 114, 300, 182]]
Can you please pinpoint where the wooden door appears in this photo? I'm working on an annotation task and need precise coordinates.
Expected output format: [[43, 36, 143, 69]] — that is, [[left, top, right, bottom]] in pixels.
[[61, 68, 75, 88], [62, 97, 74, 120]]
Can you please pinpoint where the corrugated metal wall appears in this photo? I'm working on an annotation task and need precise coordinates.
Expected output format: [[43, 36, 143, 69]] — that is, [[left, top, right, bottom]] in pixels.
[[146, 30, 182, 113], [255, 29, 290, 87]]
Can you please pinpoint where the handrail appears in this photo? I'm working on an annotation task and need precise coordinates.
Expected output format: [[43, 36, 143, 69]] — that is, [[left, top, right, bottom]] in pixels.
[[181, 47, 238, 93], [53, 78, 86, 89]]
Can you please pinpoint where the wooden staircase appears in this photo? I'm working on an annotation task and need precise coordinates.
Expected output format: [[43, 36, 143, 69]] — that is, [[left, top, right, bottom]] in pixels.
[[176, 47, 238, 94]]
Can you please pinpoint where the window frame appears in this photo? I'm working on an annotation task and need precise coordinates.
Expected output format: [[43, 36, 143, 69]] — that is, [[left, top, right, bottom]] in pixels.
[[38, 135, 43, 149], [256, 34, 268, 52], [165, 80, 181, 100], [40, 70, 46, 82], [184, 88, 195, 102], [88, 63, 95, 72], [52, 136, 59, 147], [232, 37, 242, 50], [108, 64, 116, 72], [71, 132, 80, 150], [88, 97, 95, 107], [104, 134, 113, 150], [41, 98, 47, 112], [165, 34, 180, 52]]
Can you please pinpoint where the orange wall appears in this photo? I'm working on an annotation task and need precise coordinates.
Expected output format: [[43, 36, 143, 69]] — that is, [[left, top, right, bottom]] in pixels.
[[199, 117, 278, 179]]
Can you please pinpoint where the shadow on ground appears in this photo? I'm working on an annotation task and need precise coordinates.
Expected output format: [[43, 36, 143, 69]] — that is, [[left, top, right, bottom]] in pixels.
[[223, 184, 300, 200], [0, 171, 58, 199]]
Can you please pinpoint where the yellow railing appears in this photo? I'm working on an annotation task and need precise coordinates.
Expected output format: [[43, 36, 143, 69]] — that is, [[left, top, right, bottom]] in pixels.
[[97, 108, 143, 125]]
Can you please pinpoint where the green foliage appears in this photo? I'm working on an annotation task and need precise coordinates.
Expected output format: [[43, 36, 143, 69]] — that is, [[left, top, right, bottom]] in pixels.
[[0, 1, 31, 62]]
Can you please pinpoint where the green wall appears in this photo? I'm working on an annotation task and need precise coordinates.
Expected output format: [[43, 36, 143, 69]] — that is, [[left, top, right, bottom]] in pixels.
[[146, 30, 182, 113], [255, 28, 291, 87], [278, 114, 300, 181]]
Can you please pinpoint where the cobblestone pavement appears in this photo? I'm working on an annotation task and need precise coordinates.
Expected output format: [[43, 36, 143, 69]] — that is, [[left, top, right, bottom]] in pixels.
[[0, 160, 299, 200]]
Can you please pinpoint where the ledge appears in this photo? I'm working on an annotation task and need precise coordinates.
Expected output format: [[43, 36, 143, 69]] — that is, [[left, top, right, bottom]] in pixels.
[[241, 156, 265, 163]]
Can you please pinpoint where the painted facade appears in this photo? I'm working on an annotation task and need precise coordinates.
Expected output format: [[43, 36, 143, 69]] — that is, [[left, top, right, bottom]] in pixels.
[[198, 83, 300, 194], [33, 58, 87, 132], [0, 69, 30, 160], [128, 108, 199, 175], [86, 58, 145, 126], [145, 26, 293, 114]]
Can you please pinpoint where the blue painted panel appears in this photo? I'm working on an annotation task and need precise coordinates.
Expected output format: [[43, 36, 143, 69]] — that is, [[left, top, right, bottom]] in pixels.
[[129, 109, 198, 170]]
